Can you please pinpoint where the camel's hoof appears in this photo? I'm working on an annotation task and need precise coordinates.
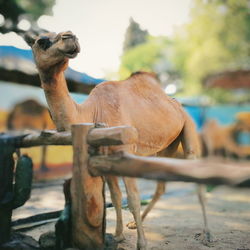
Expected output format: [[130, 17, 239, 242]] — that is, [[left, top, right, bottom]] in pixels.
[[137, 242, 147, 250], [126, 221, 137, 229], [114, 233, 125, 242], [202, 238, 214, 247], [195, 230, 214, 247], [202, 231, 214, 247]]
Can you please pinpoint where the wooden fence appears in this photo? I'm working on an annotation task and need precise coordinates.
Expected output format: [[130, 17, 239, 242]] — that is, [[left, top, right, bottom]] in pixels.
[[1, 123, 250, 249]]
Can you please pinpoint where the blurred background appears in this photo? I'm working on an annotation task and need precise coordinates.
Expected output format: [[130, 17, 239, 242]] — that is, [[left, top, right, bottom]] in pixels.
[[0, 0, 250, 180]]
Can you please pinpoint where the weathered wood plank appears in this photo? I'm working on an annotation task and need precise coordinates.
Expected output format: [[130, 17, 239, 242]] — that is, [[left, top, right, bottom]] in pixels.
[[16, 130, 72, 147], [2, 130, 71, 147], [70, 123, 105, 249], [3, 125, 137, 148], [89, 152, 250, 186], [87, 125, 138, 146]]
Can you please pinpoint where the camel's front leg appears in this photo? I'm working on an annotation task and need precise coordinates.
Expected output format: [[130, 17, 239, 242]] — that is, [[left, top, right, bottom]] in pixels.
[[106, 175, 125, 242], [187, 157, 212, 245], [123, 177, 147, 250]]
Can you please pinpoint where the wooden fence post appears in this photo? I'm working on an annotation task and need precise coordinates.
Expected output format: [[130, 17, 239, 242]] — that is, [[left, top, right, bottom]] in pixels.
[[70, 123, 105, 249]]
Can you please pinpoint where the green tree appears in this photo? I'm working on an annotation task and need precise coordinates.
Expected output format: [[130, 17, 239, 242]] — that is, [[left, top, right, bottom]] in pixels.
[[0, 0, 55, 34], [120, 36, 171, 80], [120, 16, 179, 84], [123, 18, 149, 52], [171, 0, 250, 100]]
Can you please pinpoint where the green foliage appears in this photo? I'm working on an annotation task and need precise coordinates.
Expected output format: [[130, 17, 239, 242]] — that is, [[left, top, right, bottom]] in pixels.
[[171, 0, 250, 101], [16, 0, 55, 20], [119, 0, 250, 103], [206, 184, 216, 193], [0, 0, 24, 24], [119, 36, 169, 79], [0, 0, 55, 34]]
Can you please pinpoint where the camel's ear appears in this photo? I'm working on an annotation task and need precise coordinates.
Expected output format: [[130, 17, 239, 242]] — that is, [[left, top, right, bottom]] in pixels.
[[24, 32, 37, 47]]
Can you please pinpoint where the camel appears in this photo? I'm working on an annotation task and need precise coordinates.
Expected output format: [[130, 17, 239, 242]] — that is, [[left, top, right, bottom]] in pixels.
[[201, 115, 250, 159], [7, 99, 55, 171], [24, 30, 211, 249]]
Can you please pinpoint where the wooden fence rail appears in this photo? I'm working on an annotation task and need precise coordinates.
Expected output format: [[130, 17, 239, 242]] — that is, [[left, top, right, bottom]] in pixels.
[[4, 124, 137, 147], [89, 152, 250, 187], [1, 123, 250, 249]]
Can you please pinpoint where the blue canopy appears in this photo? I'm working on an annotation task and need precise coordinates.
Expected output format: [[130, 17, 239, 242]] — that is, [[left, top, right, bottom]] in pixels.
[[0, 46, 105, 93]]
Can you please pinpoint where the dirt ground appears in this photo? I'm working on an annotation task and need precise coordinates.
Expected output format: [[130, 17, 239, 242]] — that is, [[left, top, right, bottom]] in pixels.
[[12, 177, 250, 250]]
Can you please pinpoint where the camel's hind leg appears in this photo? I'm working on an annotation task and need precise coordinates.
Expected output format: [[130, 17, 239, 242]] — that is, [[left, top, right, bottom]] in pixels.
[[106, 175, 125, 242], [141, 181, 165, 222], [127, 181, 166, 230], [127, 136, 181, 229], [181, 114, 212, 246]]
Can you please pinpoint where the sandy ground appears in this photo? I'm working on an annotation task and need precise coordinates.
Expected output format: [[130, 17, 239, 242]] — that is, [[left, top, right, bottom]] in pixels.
[[12, 178, 250, 250]]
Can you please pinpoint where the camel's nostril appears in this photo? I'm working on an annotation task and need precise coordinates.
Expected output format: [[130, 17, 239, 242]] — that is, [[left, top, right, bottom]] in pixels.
[[62, 33, 75, 40]]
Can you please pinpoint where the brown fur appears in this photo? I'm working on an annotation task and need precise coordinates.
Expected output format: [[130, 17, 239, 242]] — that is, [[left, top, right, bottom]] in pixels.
[[201, 119, 250, 158], [7, 99, 55, 171], [7, 99, 54, 130], [25, 31, 209, 249]]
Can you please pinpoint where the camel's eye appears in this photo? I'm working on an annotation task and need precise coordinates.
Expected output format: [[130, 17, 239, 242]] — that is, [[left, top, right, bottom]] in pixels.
[[37, 37, 51, 50]]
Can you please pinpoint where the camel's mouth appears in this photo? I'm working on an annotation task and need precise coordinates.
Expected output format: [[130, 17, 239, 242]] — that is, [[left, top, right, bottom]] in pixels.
[[64, 47, 80, 58], [59, 40, 81, 58]]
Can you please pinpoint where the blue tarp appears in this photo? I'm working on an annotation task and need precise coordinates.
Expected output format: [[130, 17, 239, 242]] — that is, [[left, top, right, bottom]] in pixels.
[[0, 46, 105, 86], [184, 104, 250, 145], [184, 105, 250, 129]]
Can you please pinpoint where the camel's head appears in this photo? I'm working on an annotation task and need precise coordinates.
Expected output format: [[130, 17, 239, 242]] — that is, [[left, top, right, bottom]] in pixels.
[[24, 31, 80, 72]]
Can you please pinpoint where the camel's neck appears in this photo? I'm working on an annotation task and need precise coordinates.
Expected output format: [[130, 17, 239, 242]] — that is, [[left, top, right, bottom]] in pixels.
[[40, 71, 80, 131]]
